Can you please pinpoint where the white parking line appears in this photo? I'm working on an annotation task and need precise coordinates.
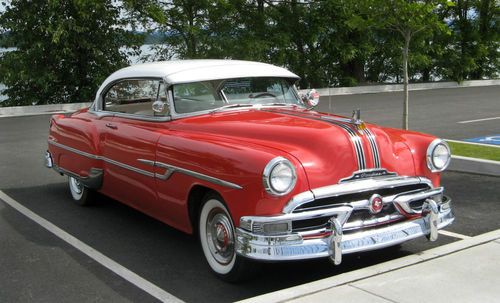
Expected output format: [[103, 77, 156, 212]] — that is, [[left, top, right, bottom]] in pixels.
[[457, 116, 500, 124], [439, 230, 471, 240], [0, 190, 184, 303]]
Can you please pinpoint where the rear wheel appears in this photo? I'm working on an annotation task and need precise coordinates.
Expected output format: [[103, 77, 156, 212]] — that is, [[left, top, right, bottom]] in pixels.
[[198, 193, 258, 282], [68, 176, 94, 206]]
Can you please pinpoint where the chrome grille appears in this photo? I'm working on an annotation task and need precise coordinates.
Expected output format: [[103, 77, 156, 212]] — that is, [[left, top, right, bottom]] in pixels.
[[293, 183, 430, 213], [291, 182, 432, 233]]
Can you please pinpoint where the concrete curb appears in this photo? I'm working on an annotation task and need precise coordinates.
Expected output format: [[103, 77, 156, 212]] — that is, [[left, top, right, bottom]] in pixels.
[[0, 102, 91, 117], [449, 155, 500, 177], [308, 79, 500, 96], [1, 80, 499, 116], [236, 229, 500, 303]]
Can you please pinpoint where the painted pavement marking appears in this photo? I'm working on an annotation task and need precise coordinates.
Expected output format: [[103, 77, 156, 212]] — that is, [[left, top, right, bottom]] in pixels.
[[438, 230, 471, 240], [463, 135, 500, 146], [0, 190, 184, 303], [457, 116, 500, 124]]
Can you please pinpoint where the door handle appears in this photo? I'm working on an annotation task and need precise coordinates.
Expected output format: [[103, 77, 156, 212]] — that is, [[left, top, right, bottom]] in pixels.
[[105, 123, 118, 130]]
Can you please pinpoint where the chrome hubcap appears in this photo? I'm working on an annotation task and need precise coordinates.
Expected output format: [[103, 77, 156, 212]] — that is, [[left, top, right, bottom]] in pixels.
[[69, 177, 83, 195], [206, 209, 234, 265]]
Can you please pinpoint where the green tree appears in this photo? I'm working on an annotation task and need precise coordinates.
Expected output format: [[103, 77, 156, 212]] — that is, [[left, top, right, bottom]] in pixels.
[[124, 0, 212, 59], [441, 0, 499, 81], [377, 0, 451, 130], [473, 0, 499, 79], [0, 0, 136, 106]]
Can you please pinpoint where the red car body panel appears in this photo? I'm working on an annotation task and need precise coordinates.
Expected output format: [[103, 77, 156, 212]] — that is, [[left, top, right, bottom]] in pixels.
[[48, 106, 440, 234]]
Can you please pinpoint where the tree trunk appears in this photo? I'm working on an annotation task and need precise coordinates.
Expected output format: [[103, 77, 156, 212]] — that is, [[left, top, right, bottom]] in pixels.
[[402, 32, 411, 130]]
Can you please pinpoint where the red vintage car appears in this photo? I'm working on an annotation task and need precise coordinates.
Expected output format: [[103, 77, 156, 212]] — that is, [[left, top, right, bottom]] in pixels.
[[46, 60, 454, 281]]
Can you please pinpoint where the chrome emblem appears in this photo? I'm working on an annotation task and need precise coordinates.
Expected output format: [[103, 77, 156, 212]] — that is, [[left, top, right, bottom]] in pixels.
[[369, 194, 384, 214]]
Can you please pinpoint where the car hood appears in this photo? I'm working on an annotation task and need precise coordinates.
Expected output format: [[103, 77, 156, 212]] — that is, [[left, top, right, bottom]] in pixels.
[[172, 108, 418, 189]]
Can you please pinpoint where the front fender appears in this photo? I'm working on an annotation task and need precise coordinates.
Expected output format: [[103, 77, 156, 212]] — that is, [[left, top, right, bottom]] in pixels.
[[154, 130, 310, 233]]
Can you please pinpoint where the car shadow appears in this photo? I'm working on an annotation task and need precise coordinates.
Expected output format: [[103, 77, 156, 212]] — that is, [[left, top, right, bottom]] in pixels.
[[2, 182, 459, 302]]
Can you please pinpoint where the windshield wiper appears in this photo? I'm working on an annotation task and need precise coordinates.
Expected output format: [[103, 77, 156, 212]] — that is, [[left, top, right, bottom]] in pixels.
[[265, 103, 291, 106], [209, 104, 254, 114]]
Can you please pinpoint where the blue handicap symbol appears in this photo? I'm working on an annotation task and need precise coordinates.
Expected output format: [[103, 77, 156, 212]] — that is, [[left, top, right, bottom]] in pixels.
[[464, 135, 500, 146]]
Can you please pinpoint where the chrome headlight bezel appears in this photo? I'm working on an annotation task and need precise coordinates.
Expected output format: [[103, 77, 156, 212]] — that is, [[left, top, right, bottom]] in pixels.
[[263, 157, 297, 196], [426, 139, 451, 172]]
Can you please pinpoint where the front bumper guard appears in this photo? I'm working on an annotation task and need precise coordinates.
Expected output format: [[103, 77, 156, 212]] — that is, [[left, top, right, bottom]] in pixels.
[[236, 196, 453, 263]]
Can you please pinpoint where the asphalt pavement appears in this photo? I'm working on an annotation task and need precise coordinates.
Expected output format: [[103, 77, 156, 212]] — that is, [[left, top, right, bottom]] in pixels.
[[0, 86, 499, 302], [317, 85, 500, 140]]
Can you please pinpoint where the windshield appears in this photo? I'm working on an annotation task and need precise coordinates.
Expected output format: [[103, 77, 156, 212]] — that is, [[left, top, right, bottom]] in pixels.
[[172, 77, 302, 114]]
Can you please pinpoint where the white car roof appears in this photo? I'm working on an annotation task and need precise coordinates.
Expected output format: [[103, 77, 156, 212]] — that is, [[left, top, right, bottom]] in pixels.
[[129, 60, 298, 82], [95, 60, 300, 100]]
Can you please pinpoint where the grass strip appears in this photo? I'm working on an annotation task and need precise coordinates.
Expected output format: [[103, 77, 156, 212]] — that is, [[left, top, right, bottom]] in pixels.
[[447, 141, 500, 162]]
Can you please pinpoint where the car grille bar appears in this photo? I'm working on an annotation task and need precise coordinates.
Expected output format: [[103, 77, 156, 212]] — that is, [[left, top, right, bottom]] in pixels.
[[285, 176, 435, 234]]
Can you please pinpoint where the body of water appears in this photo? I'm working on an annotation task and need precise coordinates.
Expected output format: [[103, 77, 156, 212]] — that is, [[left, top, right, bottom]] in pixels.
[[0, 45, 161, 103], [0, 47, 16, 102], [0, 83, 6, 102]]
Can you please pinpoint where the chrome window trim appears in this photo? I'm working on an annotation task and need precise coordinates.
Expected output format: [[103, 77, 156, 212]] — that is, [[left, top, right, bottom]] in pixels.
[[88, 110, 172, 122], [167, 77, 305, 120], [92, 77, 172, 122], [48, 140, 242, 190]]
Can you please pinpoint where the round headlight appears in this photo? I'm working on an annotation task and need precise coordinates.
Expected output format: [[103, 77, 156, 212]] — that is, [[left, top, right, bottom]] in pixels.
[[426, 139, 451, 172], [263, 157, 297, 196]]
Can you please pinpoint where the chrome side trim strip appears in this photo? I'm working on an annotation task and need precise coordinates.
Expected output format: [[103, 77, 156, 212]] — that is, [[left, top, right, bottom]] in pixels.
[[49, 139, 154, 178], [105, 157, 155, 178], [48, 140, 243, 189], [49, 140, 101, 160], [138, 159, 243, 190]]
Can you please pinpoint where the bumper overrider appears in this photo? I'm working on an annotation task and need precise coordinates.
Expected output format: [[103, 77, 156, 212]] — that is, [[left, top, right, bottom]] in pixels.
[[236, 175, 454, 264]]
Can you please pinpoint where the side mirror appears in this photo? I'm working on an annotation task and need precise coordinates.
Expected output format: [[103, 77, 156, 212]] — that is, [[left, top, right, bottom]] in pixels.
[[301, 89, 320, 109], [152, 100, 165, 113]]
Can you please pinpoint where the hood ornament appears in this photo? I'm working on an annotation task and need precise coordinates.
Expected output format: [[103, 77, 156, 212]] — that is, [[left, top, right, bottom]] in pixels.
[[351, 109, 366, 130]]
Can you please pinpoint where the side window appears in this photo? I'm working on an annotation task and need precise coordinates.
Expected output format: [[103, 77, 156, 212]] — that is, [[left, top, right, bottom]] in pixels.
[[103, 79, 168, 116], [172, 81, 224, 114]]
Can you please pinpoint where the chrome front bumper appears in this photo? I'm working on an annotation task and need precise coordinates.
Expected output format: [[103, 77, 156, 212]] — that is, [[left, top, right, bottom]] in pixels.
[[236, 181, 454, 263]]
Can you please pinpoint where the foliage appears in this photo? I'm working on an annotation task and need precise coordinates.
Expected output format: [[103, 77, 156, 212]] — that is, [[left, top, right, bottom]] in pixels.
[[372, 0, 451, 129], [0, 0, 140, 106], [0, 0, 498, 106], [439, 0, 500, 81]]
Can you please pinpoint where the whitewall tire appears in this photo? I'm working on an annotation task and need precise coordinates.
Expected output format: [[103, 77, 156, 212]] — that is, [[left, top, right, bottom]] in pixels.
[[198, 192, 257, 282], [68, 176, 94, 206]]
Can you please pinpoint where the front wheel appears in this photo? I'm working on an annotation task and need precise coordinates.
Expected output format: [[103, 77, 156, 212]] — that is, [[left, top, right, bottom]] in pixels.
[[198, 193, 258, 282], [68, 176, 94, 206]]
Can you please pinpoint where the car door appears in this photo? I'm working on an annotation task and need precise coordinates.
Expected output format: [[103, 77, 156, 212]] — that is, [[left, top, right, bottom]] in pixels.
[[98, 78, 170, 214]]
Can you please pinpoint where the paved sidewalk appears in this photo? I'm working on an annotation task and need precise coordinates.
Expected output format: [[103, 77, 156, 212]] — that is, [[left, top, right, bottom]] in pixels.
[[239, 229, 500, 303]]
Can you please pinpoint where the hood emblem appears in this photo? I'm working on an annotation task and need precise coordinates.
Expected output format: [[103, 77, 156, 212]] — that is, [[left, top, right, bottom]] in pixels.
[[340, 169, 397, 183], [369, 194, 384, 214], [351, 109, 366, 131]]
